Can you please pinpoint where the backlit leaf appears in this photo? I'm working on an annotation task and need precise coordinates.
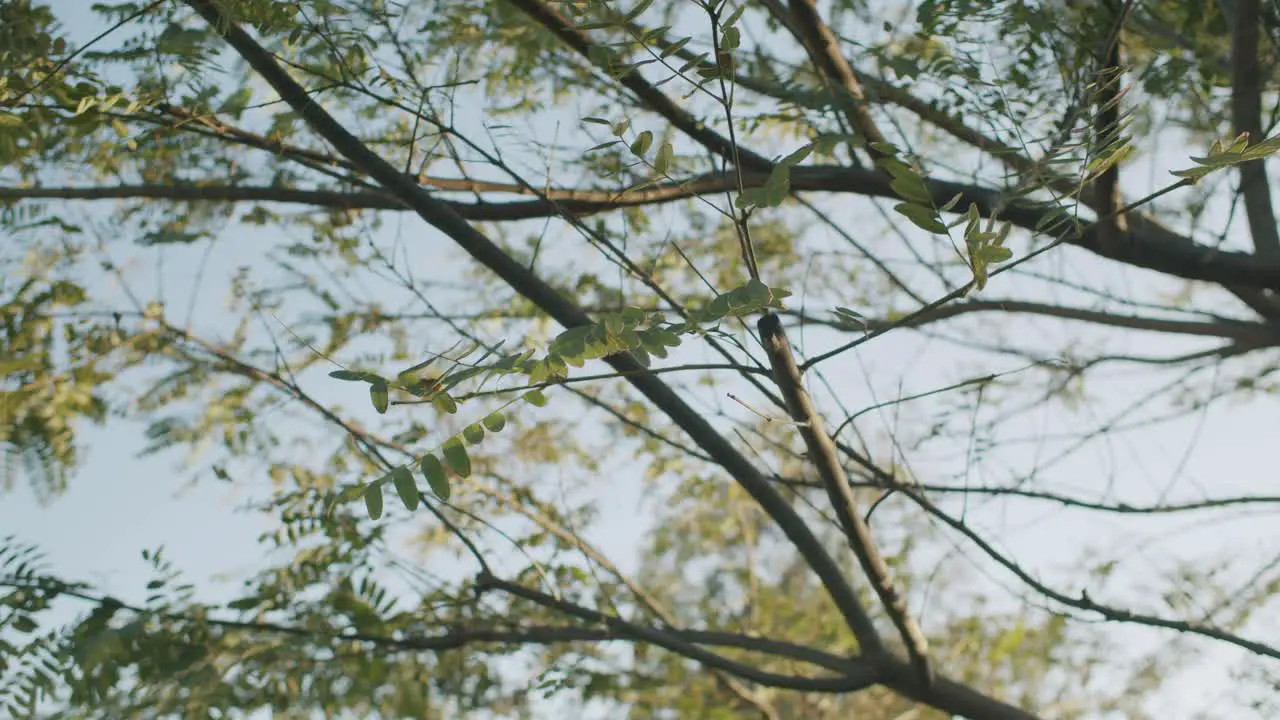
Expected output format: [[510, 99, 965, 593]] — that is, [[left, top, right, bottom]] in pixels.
[[420, 454, 449, 500], [391, 466, 418, 511], [370, 380, 389, 414], [443, 439, 471, 478], [363, 481, 384, 520]]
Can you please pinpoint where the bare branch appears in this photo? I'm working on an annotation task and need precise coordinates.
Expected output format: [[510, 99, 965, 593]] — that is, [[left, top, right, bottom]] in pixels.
[[788, 300, 1278, 343], [893, 484, 1280, 661], [784, 0, 890, 161], [757, 314, 930, 682]]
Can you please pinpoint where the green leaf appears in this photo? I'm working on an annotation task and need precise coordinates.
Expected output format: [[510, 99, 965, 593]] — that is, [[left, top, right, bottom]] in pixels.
[[721, 26, 740, 51], [227, 597, 260, 611], [604, 313, 624, 335], [523, 389, 548, 407], [742, 278, 771, 306], [660, 36, 692, 58], [364, 481, 384, 520], [463, 423, 485, 445], [482, 411, 507, 432], [894, 202, 947, 233], [778, 143, 813, 167], [432, 392, 458, 414], [443, 439, 472, 478], [723, 4, 746, 28], [631, 130, 653, 157], [626, 0, 656, 20], [939, 193, 964, 212], [329, 369, 368, 381], [10, 615, 37, 633], [890, 175, 932, 205], [370, 380, 390, 414], [654, 141, 674, 174], [707, 293, 732, 319], [980, 246, 1013, 263], [652, 329, 681, 347], [583, 116, 612, 126], [639, 331, 670, 359], [545, 354, 568, 379], [391, 466, 419, 511], [420, 453, 450, 500]]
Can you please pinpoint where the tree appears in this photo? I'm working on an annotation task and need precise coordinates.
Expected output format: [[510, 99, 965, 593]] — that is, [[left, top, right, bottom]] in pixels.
[[2, 0, 1279, 716]]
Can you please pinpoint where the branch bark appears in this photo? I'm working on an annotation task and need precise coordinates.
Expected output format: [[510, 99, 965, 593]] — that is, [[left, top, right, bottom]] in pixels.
[[789, 299, 1277, 342], [784, 0, 890, 162], [758, 314, 932, 684], [1092, 1, 1131, 252], [16, 168, 1280, 291], [1230, 0, 1280, 259]]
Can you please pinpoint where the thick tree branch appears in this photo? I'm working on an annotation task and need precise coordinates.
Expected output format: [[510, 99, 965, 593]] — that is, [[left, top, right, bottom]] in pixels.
[[1230, 0, 1280, 259], [17, 168, 1280, 291], [757, 314, 931, 683], [784, 0, 890, 161], [476, 573, 878, 692], [1092, 1, 1131, 252], [480, 573, 1044, 720], [183, 0, 884, 665]]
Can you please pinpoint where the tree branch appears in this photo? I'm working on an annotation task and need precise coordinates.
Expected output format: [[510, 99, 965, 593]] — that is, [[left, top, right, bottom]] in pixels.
[[16, 161, 1280, 291], [476, 573, 879, 692], [757, 314, 931, 682], [1092, 1, 1131, 252], [1230, 0, 1280, 259], [891, 484, 1280, 661], [788, 299, 1277, 343], [784, 0, 890, 162], [480, 573, 1046, 720]]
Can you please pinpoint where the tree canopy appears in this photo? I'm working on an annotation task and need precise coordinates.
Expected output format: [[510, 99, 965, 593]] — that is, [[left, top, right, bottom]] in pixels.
[[3, 0, 1280, 717]]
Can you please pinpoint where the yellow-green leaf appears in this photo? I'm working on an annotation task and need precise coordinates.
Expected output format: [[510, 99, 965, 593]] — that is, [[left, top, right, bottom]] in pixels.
[[631, 130, 653, 157], [364, 481, 384, 520], [391, 466, 418, 511], [654, 142, 674, 174], [442, 439, 471, 478], [432, 392, 458, 414], [370, 380, 389, 414], [463, 423, 485, 445], [482, 411, 506, 432], [420, 453, 450, 500]]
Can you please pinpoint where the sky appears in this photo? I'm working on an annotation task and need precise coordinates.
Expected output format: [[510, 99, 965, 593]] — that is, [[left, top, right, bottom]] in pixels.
[[2, 1, 1279, 718]]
